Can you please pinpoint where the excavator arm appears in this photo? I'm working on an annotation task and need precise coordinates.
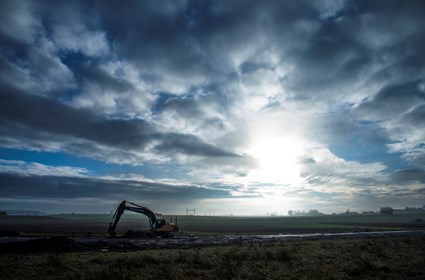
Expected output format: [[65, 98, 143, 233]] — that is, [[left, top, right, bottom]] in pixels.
[[108, 200, 177, 236]]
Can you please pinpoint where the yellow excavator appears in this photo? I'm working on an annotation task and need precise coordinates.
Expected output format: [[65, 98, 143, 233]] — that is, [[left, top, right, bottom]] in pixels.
[[108, 200, 179, 237]]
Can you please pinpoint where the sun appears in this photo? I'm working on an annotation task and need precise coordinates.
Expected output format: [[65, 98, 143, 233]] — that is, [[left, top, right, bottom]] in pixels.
[[247, 137, 302, 185]]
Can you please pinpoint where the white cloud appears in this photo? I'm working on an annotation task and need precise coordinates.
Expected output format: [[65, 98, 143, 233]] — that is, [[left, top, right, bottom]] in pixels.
[[300, 146, 388, 193], [53, 24, 110, 57], [0, 0, 37, 44], [314, 0, 347, 19], [0, 159, 89, 177], [0, 18, 75, 97], [27, 37, 75, 93]]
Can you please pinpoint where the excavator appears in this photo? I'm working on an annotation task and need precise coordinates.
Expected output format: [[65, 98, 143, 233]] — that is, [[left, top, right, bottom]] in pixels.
[[108, 200, 179, 237]]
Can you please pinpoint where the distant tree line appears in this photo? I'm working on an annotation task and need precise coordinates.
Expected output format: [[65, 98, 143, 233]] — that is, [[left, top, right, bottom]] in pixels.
[[288, 209, 323, 216], [288, 205, 425, 216], [380, 207, 394, 215], [380, 206, 425, 215]]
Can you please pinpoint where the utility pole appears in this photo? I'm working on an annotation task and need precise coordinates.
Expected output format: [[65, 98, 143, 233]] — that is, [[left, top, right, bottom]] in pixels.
[[186, 208, 196, 216]]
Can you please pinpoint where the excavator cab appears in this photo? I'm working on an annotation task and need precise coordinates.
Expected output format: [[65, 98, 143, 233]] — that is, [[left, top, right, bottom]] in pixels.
[[156, 219, 167, 228]]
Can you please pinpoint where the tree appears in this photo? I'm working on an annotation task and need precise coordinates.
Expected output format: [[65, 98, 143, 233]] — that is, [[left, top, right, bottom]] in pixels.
[[308, 209, 320, 215], [288, 210, 294, 216], [380, 207, 394, 215]]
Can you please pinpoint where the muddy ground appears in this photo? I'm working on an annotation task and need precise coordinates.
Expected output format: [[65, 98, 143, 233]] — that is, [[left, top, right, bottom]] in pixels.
[[1, 230, 424, 253]]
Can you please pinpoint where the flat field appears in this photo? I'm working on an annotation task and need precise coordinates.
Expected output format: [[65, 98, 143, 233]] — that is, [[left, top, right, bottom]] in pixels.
[[1, 235, 424, 280], [1, 212, 425, 236], [1, 214, 425, 279]]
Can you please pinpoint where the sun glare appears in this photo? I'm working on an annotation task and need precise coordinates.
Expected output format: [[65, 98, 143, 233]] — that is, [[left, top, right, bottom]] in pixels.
[[248, 137, 302, 185]]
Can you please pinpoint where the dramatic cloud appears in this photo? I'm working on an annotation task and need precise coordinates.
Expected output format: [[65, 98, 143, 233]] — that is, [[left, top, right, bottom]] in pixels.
[[0, 159, 237, 213], [0, 85, 237, 164], [1, 0, 425, 214]]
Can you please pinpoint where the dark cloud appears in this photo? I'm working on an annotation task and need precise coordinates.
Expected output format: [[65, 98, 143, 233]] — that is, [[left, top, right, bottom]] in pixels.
[[353, 79, 425, 168], [155, 133, 237, 157], [390, 168, 425, 184], [400, 103, 425, 129], [0, 173, 232, 201], [0, 84, 152, 148], [356, 80, 425, 120], [0, 0, 36, 49], [72, 62, 135, 94], [0, 85, 238, 161], [283, 0, 425, 103], [152, 89, 233, 140]]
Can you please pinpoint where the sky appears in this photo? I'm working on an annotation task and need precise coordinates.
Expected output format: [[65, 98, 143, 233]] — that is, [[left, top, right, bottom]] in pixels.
[[1, 0, 425, 215]]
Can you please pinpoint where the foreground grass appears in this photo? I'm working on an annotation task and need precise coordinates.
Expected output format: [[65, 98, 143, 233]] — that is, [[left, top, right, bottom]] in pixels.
[[1, 235, 424, 279]]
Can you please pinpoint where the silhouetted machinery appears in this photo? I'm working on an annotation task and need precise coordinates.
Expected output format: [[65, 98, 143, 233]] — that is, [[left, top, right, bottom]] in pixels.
[[108, 200, 179, 237]]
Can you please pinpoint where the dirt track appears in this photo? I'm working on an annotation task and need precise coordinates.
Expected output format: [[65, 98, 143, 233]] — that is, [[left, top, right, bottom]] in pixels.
[[1, 230, 425, 253]]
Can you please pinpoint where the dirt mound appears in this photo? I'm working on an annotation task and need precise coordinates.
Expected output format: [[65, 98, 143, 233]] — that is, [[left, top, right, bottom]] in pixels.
[[0, 237, 83, 253], [122, 230, 155, 238], [0, 230, 20, 237]]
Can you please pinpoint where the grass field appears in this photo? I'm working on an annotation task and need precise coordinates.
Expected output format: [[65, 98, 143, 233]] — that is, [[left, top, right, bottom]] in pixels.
[[1, 213, 425, 279], [1, 212, 425, 236], [1, 235, 424, 279]]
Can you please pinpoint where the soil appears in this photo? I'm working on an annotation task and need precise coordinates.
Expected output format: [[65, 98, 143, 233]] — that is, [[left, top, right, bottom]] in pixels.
[[1, 230, 424, 253]]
